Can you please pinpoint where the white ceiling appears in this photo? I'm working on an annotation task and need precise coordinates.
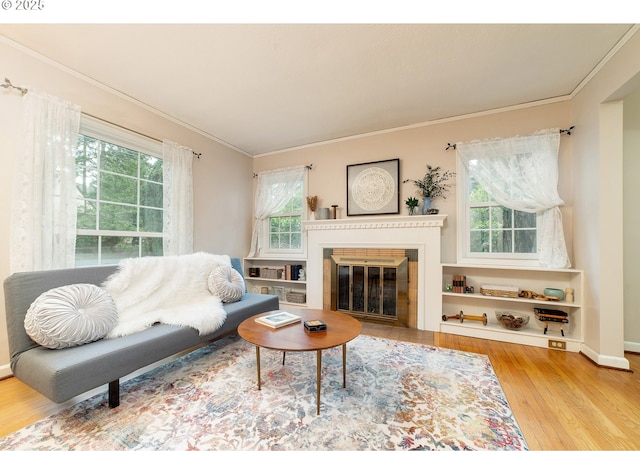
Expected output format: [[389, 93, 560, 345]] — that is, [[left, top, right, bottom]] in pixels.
[[1, 24, 635, 156]]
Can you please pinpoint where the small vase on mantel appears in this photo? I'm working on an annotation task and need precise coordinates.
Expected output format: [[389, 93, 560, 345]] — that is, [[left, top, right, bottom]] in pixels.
[[422, 197, 432, 215]]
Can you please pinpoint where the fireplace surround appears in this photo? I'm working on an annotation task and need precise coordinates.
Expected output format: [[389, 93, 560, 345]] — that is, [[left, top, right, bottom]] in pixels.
[[303, 215, 446, 331]]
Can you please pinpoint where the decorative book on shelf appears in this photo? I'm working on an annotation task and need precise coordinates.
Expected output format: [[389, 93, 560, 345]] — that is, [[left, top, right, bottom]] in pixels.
[[452, 275, 467, 293], [254, 311, 302, 329], [533, 308, 568, 323], [283, 264, 305, 281]]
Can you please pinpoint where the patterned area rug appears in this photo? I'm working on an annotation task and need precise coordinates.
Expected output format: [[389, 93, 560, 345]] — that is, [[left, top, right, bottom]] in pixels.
[[1, 335, 528, 450]]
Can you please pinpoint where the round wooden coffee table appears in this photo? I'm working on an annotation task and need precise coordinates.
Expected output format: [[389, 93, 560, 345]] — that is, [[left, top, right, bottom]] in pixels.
[[237, 308, 361, 415]]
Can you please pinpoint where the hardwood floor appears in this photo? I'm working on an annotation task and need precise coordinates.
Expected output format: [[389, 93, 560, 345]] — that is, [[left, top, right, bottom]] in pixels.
[[2, 323, 639, 450]]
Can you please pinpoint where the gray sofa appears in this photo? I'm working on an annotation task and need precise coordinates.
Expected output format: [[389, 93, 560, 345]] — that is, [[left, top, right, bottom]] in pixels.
[[3, 258, 279, 408]]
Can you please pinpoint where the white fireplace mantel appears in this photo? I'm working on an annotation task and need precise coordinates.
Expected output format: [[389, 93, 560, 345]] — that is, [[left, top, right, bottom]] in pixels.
[[303, 215, 446, 331]]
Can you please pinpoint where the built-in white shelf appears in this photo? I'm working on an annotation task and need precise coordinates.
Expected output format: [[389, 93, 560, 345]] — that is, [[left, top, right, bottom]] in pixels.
[[441, 263, 584, 352], [244, 257, 307, 307]]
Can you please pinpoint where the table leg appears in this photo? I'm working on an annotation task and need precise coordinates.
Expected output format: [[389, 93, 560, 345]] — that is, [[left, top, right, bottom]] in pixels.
[[342, 343, 347, 388], [316, 349, 322, 415], [256, 346, 261, 390]]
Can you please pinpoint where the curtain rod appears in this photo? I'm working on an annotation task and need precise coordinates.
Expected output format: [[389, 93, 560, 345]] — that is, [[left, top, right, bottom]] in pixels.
[[1, 77, 28, 96], [252, 164, 313, 178], [444, 126, 575, 151], [1, 78, 201, 159], [82, 112, 201, 159]]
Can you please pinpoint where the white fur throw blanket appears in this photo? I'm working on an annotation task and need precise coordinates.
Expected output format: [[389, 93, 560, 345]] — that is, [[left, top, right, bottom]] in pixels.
[[103, 253, 229, 338]]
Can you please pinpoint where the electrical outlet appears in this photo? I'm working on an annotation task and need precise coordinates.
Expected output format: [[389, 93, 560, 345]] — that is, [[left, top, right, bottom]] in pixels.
[[548, 339, 566, 350]]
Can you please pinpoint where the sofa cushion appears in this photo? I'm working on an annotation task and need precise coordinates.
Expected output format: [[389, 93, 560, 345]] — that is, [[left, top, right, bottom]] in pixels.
[[24, 284, 118, 349], [207, 266, 245, 303]]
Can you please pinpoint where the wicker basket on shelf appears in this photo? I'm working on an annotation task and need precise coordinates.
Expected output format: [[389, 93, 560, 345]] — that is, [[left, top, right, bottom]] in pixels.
[[260, 268, 283, 279], [480, 284, 519, 298], [285, 291, 306, 304]]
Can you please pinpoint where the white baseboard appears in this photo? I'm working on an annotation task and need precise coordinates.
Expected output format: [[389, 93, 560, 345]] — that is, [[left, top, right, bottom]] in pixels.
[[0, 363, 13, 379], [580, 343, 631, 370], [624, 340, 640, 353]]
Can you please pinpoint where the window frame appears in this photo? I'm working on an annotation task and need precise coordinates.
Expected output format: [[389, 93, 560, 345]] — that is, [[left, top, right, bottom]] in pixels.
[[456, 155, 541, 267], [75, 117, 164, 266], [260, 173, 308, 257]]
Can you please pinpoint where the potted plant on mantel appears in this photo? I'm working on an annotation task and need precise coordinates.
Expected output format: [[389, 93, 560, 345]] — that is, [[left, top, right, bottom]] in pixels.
[[404, 196, 419, 215], [403, 164, 455, 214]]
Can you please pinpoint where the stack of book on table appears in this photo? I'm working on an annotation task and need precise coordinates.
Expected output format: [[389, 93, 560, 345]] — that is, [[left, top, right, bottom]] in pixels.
[[255, 311, 302, 329]]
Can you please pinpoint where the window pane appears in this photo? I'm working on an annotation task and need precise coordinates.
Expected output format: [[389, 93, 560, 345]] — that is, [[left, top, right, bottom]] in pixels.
[[101, 143, 138, 177], [100, 173, 137, 205], [278, 217, 291, 232], [140, 207, 162, 232], [75, 136, 99, 167], [99, 203, 137, 231], [140, 154, 163, 182], [491, 206, 512, 229], [279, 234, 291, 248], [290, 232, 301, 249], [141, 237, 163, 256], [290, 195, 303, 212], [140, 180, 162, 208], [492, 230, 513, 253], [100, 236, 140, 264], [470, 207, 489, 229], [515, 230, 537, 253], [291, 217, 301, 232], [273, 181, 303, 214], [270, 217, 280, 233], [270, 233, 280, 249], [76, 167, 97, 200], [75, 235, 98, 267], [514, 210, 536, 228], [469, 176, 490, 202], [470, 230, 490, 252], [77, 200, 97, 229]]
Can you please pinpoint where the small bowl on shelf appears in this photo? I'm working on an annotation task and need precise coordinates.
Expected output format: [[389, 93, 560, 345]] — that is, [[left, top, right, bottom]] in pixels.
[[543, 288, 565, 301], [495, 311, 530, 330]]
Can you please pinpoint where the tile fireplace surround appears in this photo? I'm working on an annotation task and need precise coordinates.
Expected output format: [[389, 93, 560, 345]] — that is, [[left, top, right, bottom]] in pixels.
[[303, 215, 446, 331]]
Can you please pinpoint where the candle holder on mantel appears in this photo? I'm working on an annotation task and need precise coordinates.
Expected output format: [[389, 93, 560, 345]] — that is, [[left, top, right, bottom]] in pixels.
[[331, 205, 338, 219], [317, 208, 330, 220]]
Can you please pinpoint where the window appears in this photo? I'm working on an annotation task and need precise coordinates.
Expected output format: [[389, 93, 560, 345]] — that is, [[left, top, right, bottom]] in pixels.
[[459, 168, 539, 264], [75, 119, 163, 266], [267, 179, 304, 253], [249, 166, 307, 257], [456, 130, 569, 268]]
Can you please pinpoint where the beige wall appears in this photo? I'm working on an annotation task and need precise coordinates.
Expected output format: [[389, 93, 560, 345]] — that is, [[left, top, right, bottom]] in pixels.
[[571, 28, 640, 367], [253, 101, 573, 265], [0, 38, 254, 376], [624, 89, 640, 349]]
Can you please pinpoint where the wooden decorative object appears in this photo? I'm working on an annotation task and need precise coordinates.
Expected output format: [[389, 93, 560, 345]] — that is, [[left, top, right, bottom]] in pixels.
[[442, 311, 487, 326]]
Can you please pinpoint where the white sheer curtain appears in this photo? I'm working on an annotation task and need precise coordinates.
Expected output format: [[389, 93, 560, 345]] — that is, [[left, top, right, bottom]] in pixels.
[[457, 129, 571, 268], [162, 140, 194, 256], [10, 91, 81, 273], [248, 166, 305, 257]]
